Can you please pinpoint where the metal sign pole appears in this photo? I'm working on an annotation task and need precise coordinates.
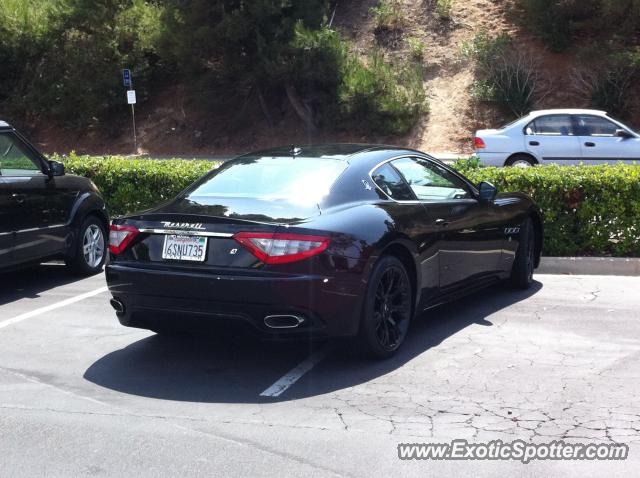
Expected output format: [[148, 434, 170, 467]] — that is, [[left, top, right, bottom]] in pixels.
[[123, 69, 137, 154], [131, 102, 137, 154]]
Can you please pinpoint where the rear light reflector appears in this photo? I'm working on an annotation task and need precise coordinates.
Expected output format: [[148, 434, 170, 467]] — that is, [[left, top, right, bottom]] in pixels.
[[474, 137, 486, 149], [233, 232, 331, 265], [109, 224, 140, 255]]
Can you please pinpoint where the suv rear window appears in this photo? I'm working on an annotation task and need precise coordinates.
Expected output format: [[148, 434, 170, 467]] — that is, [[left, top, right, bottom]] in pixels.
[[186, 156, 347, 203]]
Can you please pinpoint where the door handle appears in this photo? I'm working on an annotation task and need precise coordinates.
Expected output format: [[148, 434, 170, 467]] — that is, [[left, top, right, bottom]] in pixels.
[[585, 142, 596, 147], [434, 218, 449, 226], [11, 193, 25, 204], [529, 141, 540, 146]]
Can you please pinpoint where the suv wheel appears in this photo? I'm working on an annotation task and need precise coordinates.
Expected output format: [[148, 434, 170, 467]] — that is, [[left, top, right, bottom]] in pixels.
[[66, 215, 107, 276]]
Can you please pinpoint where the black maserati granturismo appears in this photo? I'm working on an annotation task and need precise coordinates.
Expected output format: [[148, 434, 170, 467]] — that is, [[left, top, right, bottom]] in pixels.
[[106, 145, 543, 357]]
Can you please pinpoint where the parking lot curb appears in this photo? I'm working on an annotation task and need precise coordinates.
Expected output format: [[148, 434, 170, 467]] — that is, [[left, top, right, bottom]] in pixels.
[[538, 257, 640, 276]]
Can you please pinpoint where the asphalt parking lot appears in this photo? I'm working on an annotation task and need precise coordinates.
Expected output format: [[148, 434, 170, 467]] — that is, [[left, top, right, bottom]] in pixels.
[[1, 265, 639, 477]]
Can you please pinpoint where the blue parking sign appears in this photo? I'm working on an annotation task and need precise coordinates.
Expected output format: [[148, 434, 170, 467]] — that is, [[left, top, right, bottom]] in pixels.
[[123, 69, 132, 88]]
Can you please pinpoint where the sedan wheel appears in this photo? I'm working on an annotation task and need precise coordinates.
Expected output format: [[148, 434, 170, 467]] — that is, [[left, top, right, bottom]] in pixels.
[[356, 256, 413, 358], [512, 159, 533, 168], [506, 155, 536, 168]]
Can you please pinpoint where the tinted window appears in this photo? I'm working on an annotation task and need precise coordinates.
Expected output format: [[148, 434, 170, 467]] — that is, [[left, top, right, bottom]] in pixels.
[[0, 133, 42, 176], [526, 115, 573, 136], [371, 163, 414, 201], [392, 157, 472, 201], [186, 156, 347, 204], [574, 115, 618, 137]]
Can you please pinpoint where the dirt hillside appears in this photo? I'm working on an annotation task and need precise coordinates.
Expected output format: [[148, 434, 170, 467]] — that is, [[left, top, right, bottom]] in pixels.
[[33, 0, 591, 156]]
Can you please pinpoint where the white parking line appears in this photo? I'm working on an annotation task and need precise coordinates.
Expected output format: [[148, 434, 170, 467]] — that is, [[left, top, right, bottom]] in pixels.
[[0, 286, 109, 330], [260, 347, 329, 397]]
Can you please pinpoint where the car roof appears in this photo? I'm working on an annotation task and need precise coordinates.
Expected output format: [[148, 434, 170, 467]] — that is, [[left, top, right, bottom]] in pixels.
[[528, 109, 608, 117], [0, 120, 9, 128], [241, 144, 416, 161]]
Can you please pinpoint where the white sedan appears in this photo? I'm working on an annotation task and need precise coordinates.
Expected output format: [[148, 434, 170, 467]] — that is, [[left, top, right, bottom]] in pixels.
[[474, 109, 640, 167]]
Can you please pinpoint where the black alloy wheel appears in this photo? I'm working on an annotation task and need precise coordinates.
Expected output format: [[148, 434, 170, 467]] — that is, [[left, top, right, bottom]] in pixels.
[[357, 255, 413, 358]]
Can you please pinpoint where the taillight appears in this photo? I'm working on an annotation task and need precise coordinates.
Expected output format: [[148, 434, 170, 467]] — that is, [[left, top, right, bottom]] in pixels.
[[474, 137, 486, 149], [109, 224, 140, 255], [233, 232, 331, 265]]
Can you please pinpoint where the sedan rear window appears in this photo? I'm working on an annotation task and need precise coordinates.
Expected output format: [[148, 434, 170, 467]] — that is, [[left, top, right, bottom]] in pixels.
[[186, 156, 347, 204], [526, 115, 573, 136]]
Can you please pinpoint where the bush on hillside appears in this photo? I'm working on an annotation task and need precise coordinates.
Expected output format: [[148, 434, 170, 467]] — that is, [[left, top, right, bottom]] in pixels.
[[462, 32, 547, 117], [0, 0, 162, 127], [572, 50, 640, 119], [339, 52, 427, 135], [370, 0, 406, 32], [519, 0, 640, 51], [1, 0, 426, 136]]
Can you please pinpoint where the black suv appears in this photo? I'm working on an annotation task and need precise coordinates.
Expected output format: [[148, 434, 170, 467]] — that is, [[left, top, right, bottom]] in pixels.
[[0, 121, 109, 275]]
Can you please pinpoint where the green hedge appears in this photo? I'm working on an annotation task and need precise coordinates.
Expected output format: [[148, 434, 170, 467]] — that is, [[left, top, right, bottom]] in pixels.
[[460, 163, 640, 257], [59, 154, 640, 257], [58, 154, 218, 217]]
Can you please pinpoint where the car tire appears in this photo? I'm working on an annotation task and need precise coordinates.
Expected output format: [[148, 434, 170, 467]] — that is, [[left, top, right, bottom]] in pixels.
[[66, 215, 107, 276], [505, 154, 536, 168], [355, 255, 413, 359], [509, 218, 535, 289]]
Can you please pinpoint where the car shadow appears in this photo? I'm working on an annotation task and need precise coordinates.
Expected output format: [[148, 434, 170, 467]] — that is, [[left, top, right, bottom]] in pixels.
[[0, 263, 86, 307], [84, 281, 543, 403]]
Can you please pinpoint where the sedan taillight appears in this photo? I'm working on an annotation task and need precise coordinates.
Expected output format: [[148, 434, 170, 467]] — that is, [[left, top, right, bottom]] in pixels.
[[109, 224, 140, 255], [474, 137, 486, 149], [233, 232, 331, 265]]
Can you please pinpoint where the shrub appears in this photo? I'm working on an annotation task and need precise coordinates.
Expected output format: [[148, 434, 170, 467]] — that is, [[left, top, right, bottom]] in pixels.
[[407, 37, 426, 60], [518, 0, 640, 51], [572, 50, 640, 118], [59, 155, 640, 257], [0, 0, 163, 127], [339, 52, 427, 135], [460, 163, 640, 257], [57, 154, 217, 216], [370, 0, 406, 32], [436, 0, 454, 20], [289, 25, 427, 135], [463, 32, 547, 117]]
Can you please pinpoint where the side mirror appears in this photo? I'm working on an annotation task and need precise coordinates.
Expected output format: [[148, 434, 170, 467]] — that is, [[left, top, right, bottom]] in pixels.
[[478, 181, 498, 203], [615, 129, 633, 139], [48, 160, 65, 177]]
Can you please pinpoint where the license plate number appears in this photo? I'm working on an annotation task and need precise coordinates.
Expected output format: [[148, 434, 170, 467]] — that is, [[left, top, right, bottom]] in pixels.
[[162, 235, 207, 262]]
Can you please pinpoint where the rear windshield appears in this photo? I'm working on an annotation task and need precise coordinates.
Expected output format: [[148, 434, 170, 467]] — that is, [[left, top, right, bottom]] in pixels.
[[185, 156, 347, 204]]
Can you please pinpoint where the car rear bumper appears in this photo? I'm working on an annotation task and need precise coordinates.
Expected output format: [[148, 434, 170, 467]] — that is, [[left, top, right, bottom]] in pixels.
[[105, 263, 364, 338], [476, 152, 509, 167]]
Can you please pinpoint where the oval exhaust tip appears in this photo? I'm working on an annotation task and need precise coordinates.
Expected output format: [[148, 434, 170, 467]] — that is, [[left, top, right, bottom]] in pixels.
[[264, 315, 305, 329], [110, 298, 125, 315]]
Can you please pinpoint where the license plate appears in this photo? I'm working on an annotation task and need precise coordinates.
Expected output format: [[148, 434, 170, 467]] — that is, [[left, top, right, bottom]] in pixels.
[[162, 235, 208, 262]]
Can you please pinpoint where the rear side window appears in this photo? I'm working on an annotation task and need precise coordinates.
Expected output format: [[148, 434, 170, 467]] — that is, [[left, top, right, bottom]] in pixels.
[[574, 115, 618, 137], [186, 156, 347, 204], [526, 115, 573, 136], [371, 163, 415, 201]]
